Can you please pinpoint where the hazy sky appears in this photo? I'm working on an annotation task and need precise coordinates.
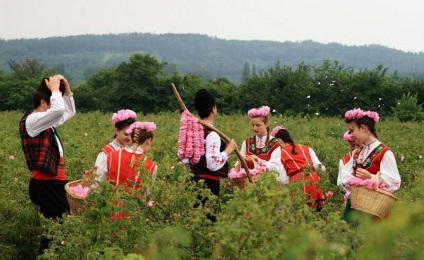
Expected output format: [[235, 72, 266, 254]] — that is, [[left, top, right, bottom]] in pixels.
[[1, 0, 423, 53]]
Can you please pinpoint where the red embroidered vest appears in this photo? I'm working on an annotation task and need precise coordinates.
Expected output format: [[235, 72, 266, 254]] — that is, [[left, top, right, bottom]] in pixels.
[[353, 143, 389, 175], [245, 136, 280, 162]]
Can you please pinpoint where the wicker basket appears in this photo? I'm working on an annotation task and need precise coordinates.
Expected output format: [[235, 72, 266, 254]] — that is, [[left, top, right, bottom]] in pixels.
[[65, 179, 91, 216], [232, 174, 259, 190], [350, 186, 396, 218]]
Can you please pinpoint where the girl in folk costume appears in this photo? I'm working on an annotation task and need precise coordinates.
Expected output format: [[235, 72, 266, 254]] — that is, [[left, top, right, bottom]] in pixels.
[[337, 130, 360, 203], [343, 108, 401, 221], [238, 106, 287, 181], [107, 121, 157, 219], [95, 109, 137, 182], [272, 126, 326, 208]]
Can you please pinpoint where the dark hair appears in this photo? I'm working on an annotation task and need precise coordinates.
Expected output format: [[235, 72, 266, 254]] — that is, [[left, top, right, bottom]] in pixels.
[[345, 116, 378, 139], [274, 128, 297, 154], [113, 118, 136, 138], [38, 77, 65, 96], [194, 89, 216, 119], [32, 91, 51, 109]]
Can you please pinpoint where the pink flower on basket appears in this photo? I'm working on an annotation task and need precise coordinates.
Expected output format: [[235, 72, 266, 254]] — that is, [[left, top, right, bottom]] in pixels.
[[69, 184, 90, 197], [147, 200, 154, 207], [346, 177, 379, 191], [229, 165, 267, 179]]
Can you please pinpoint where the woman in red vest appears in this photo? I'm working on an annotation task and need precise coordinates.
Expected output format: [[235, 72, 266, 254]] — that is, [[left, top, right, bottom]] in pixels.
[[107, 121, 157, 219], [271, 126, 326, 209], [343, 108, 401, 221], [238, 106, 287, 181], [94, 109, 137, 182]]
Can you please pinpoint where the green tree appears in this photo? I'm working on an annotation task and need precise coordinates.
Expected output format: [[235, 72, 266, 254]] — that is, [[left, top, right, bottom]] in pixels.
[[241, 62, 250, 83], [8, 58, 46, 80]]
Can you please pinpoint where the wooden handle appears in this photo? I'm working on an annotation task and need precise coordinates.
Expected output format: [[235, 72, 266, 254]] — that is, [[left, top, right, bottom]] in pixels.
[[171, 83, 254, 183]]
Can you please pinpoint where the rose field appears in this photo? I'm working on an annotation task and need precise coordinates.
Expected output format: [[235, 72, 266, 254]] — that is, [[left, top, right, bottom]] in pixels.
[[1, 111, 423, 259]]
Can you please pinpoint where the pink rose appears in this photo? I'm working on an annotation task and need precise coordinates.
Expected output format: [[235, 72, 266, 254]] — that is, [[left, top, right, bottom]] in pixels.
[[9, 155, 14, 160]]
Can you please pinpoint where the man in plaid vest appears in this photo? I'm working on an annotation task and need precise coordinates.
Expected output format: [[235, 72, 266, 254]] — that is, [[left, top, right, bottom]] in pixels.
[[19, 74, 76, 255]]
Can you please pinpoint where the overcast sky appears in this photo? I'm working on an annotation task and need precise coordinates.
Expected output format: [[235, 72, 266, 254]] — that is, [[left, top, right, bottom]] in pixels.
[[1, 0, 423, 53]]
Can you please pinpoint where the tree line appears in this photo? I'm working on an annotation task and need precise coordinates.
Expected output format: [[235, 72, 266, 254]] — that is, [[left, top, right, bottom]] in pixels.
[[1, 54, 423, 119], [1, 33, 424, 84]]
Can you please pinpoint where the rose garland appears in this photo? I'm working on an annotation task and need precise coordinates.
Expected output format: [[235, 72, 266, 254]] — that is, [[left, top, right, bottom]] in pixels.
[[177, 110, 205, 164], [247, 105, 270, 118], [271, 126, 284, 137], [111, 109, 137, 123], [345, 108, 379, 123], [126, 121, 156, 134], [343, 130, 355, 142]]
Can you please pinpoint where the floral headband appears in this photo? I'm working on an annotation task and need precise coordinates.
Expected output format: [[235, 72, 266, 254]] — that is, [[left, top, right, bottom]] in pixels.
[[271, 126, 285, 137], [345, 108, 379, 123], [126, 121, 156, 134], [111, 109, 137, 124], [343, 130, 355, 142], [247, 106, 270, 118]]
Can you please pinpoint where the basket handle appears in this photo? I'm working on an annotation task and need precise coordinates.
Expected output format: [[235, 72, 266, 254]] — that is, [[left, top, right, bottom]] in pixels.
[[83, 166, 98, 184]]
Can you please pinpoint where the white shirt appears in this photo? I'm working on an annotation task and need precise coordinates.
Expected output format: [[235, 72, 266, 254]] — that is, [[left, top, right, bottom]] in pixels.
[[240, 135, 287, 183], [337, 150, 355, 187], [94, 141, 124, 182], [204, 129, 229, 171], [346, 140, 401, 193], [25, 92, 76, 157]]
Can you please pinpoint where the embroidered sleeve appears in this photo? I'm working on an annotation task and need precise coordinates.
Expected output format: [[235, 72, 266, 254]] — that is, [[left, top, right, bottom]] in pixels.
[[205, 131, 229, 171]]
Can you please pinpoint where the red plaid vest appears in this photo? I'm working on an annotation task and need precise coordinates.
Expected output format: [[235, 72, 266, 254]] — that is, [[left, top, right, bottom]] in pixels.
[[19, 112, 60, 176]]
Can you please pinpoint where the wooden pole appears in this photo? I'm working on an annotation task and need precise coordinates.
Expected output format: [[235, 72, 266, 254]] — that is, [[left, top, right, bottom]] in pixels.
[[171, 83, 253, 183]]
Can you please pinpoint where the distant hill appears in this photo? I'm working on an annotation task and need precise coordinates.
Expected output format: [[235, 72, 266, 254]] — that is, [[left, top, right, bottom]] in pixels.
[[1, 33, 424, 84]]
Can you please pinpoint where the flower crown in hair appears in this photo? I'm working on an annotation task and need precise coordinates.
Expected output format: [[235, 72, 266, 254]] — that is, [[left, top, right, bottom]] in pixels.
[[111, 109, 137, 123], [248, 106, 270, 118], [271, 126, 285, 137], [343, 130, 355, 142], [344, 108, 379, 123], [126, 121, 156, 134]]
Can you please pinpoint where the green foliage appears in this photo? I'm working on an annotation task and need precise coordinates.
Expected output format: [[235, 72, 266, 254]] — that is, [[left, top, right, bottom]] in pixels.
[[1, 112, 424, 259], [392, 93, 424, 122], [2, 33, 424, 84]]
